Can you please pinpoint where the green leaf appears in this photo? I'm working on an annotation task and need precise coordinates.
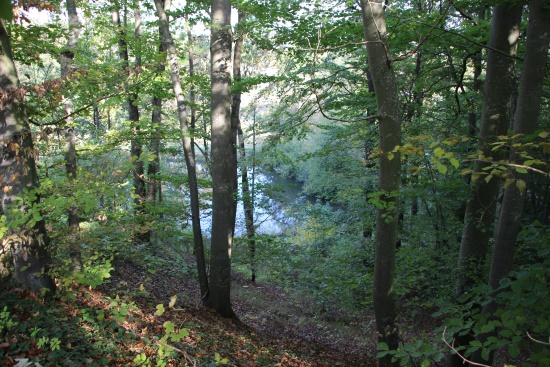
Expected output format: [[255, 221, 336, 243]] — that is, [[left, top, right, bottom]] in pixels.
[[481, 348, 490, 362], [154, 304, 165, 316], [387, 152, 394, 161], [516, 179, 526, 194], [514, 167, 528, 174], [0, 0, 13, 21], [450, 158, 459, 168], [434, 147, 444, 157], [163, 321, 174, 333], [437, 164, 448, 174], [508, 344, 519, 358]]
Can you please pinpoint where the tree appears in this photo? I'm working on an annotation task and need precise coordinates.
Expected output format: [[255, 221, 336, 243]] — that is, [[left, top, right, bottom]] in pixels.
[[154, 0, 209, 301], [60, 0, 82, 267], [0, 19, 55, 294], [472, 1, 550, 364], [231, 10, 256, 282], [360, 1, 402, 365], [206, 0, 236, 318], [450, 3, 522, 366], [111, 0, 146, 244]]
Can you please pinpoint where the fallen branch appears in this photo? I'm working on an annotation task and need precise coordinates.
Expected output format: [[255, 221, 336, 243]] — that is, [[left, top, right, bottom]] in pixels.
[[442, 327, 491, 367], [527, 331, 550, 346]]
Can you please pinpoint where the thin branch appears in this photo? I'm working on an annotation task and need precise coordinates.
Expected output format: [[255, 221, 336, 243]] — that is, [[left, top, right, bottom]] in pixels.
[[157, 341, 196, 366], [29, 92, 123, 127], [465, 159, 550, 177], [442, 327, 491, 367], [527, 331, 550, 346], [309, 27, 378, 124], [391, 1, 451, 63]]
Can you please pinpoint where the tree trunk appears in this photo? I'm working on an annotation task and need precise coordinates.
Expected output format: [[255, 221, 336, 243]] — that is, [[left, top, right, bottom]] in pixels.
[[474, 2, 549, 364], [206, 0, 236, 318], [360, 1, 402, 366], [0, 20, 55, 294], [112, 1, 146, 244], [154, 0, 209, 302], [232, 10, 256, 282], [144, 4, 168, 245], [455, 2, 522, 298], [60, 0, 82, 267], [449, 4, 522, 367]]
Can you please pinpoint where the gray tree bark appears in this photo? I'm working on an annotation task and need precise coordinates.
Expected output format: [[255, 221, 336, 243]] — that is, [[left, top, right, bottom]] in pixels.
[[473, 2, 549, 364], [111, 1, 146, 243], [206, 0, 236, 318], [449, 3, 522, 367], [0, 20, 55, 294], [360, 1, 402, 366], [60, 0, 82, 267], [154, 0, 209, 301]]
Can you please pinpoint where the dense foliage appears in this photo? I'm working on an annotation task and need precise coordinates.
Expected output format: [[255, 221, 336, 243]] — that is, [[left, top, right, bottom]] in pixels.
[[0, 0, 548, 366]]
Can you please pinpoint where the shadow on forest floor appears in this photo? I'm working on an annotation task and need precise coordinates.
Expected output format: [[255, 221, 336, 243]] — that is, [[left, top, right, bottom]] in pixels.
[[0, 254, 382, 366]]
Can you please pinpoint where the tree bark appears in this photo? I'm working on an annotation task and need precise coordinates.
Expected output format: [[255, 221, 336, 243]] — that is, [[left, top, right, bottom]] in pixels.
[[474, 2, 549, 364], [60, 0, 82, 268], [455, 2, 522, 298], [144, 3, 168, 244], [206, 0, 236, 318], [0, 20, 55, 294], [449, 3, 522, 367], [154, 0, 209, 302], [360, 1, 402, 366], [112, 1, 146, 243], [232, 10, 256, 282]]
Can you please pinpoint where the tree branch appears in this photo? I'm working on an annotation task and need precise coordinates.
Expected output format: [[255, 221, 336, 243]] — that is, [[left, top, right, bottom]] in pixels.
[[442, 327, 491, 367]]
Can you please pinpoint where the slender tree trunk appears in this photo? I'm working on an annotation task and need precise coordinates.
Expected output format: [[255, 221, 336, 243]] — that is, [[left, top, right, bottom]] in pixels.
[[449, 4, 522, 367], [60, 0, 82, 268], [144, 5, 168, 244], [207, 0, 236, 318], [455, 2, 522, 298], [467, 7, 486, 142], [0, 20, 55, 294], [232, 10, 255, 282], [360, 1, 402, 366], [474, 2, 549, 364], [112, 1, 146, 243], [154, 0, 209, 301]]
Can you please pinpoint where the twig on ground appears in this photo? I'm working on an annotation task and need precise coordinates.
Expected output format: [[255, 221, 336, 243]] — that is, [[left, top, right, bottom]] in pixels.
[[442, 327, 491, 367]]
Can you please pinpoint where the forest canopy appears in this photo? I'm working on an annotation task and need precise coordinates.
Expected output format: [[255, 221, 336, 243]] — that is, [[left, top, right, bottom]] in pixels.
[[0, 0, 548, 366]]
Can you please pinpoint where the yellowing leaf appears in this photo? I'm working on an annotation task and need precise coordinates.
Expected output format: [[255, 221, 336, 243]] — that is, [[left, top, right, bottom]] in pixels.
[[169, 295, 177, 309], [154, 304, 165, 316], [139, 284, 145, 292], [516, 179, 526, 194], [503, 178, 515, 189], [163, 321, 174, 333], [434, 147, 444, 157], [387, 152, 394, 161], [450, 158, 459, 169], [538, 131, 549, 138]]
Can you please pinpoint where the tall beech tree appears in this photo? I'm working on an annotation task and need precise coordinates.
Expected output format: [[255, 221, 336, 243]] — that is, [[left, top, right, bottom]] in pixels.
[[473, 1, 550, 364], [60, 0, 82, 267], [207, 0, 236, 318], [0, 19, 55, 294], [231, 10, 256, 282], [154, 0, 209, 301], [360, 0, 402, 365], [112, 0, 146, 244], [60, 0, 81, 232], [450, 3, 522, 367]]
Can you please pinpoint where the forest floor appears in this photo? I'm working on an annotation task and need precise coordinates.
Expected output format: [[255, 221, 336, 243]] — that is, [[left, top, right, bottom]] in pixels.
[[0, 252, 441, 367]]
